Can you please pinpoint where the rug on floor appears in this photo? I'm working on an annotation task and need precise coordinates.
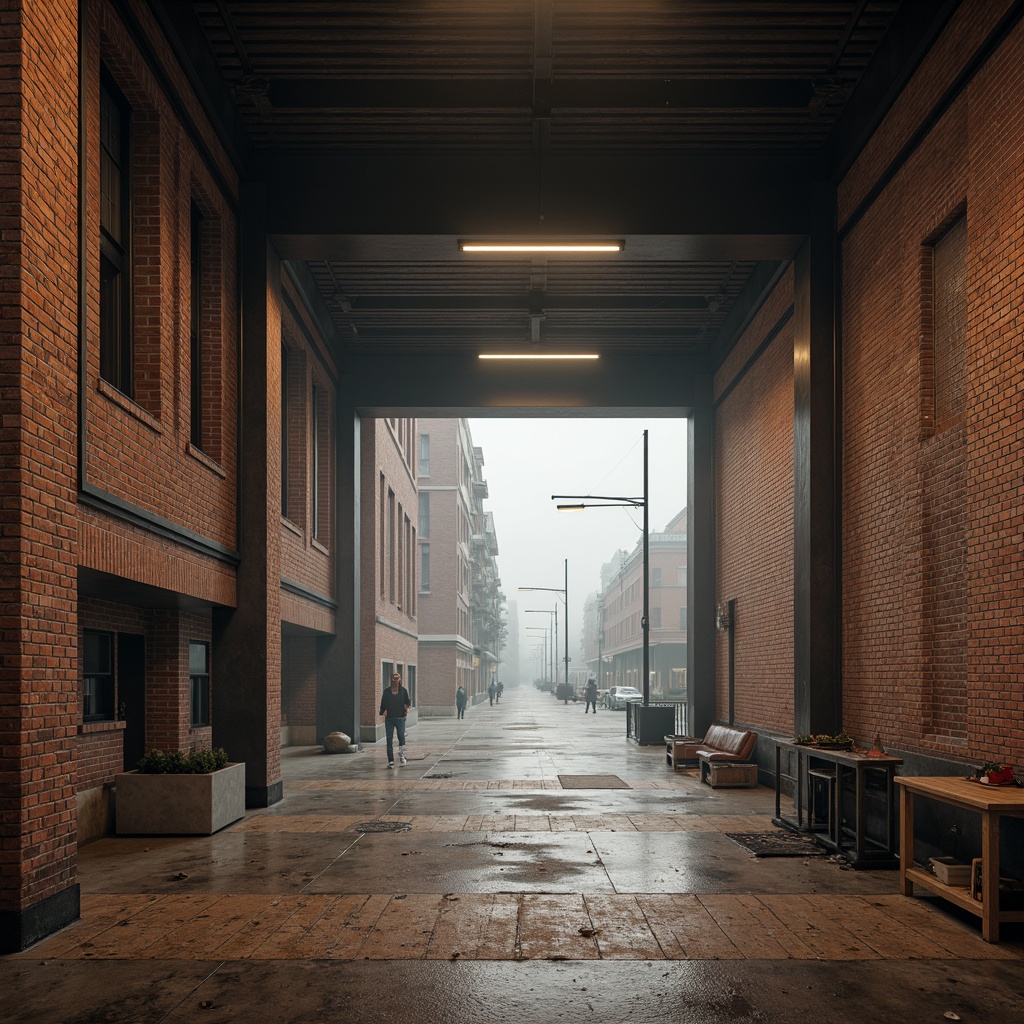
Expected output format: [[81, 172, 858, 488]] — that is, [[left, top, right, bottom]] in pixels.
[[724, 831, 827, 857], [558, 774, 630, 789]]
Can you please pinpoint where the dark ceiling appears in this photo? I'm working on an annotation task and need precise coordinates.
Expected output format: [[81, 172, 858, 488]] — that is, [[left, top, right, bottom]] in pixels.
[[154, 1, 954, 358]]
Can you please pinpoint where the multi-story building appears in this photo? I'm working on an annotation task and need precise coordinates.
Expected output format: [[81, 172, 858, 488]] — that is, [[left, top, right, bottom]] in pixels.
[[416, 421, 503, 715], [598, 510, 687, 698], [359, 418, 419, 744]]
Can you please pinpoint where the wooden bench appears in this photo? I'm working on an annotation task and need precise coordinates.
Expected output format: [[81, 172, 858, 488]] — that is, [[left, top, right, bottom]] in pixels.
[[665, 723, 758, 786]]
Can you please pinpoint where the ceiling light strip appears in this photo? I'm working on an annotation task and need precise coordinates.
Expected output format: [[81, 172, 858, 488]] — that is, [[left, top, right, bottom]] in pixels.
[[478, 353, 600, 360], [460, 241, 623, 253]]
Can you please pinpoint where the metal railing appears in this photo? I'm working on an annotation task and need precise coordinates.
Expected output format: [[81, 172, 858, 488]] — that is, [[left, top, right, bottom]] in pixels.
[[626, 699, 688, 741]]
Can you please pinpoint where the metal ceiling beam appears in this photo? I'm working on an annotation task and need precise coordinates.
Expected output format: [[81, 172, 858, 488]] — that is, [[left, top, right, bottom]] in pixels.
[[265, 78, 815, 110]]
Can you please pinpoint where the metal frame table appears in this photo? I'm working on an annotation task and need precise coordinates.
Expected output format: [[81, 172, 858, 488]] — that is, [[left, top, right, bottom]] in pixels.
[[896, 775, 1024, 943], [772, 739, 903, 868]]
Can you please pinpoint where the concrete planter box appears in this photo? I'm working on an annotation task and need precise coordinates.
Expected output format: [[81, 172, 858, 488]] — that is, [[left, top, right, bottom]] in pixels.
[[114, 762, 245, 835]]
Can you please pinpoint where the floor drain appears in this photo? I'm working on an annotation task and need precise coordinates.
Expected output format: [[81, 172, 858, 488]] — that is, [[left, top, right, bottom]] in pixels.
[[424, 772, 454, 779], [355, 821, 412, 833]]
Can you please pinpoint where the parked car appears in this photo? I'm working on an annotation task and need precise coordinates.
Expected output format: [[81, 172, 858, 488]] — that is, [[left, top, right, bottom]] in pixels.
[[604, 685, 643, 709]]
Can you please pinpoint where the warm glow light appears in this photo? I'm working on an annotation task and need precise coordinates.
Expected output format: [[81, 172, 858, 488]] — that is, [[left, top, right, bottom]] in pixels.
[[478, 353, 599, 360], [460, 241, 623, 253], [556, 504, 587, 512]]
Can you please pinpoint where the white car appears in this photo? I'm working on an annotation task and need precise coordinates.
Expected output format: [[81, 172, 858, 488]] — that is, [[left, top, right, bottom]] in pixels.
[[605, 686, 642, 709]]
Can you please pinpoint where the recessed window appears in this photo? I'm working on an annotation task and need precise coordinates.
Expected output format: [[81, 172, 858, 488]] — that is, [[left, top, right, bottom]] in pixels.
[[190, 202, 204, 448], [83, 630, 115, 722], [189, 641, 210, 727], [419, 433, 430, 476], [99, 73, 132, 397]]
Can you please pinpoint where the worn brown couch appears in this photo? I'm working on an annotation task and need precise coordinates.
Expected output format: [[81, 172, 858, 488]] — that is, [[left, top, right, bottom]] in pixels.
[[665, 723, 758, 770]]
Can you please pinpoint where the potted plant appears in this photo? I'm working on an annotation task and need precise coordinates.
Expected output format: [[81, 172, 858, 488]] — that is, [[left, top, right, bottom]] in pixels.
[[979, 761, 1016, 786], [115, 747, 245, 835]]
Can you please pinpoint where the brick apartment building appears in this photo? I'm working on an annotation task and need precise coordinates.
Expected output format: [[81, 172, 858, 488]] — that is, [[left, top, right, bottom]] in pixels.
[[416, 420, 503, 716], [358, 418, 419, 744], [587, 510, 688, 698], [3, 0, 1024, 953]]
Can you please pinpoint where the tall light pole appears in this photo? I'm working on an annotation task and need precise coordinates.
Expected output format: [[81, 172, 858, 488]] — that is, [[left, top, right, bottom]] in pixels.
[[526, 626, 551, 684], [553, 430, 649, 705], [519, 557, 569, 690]]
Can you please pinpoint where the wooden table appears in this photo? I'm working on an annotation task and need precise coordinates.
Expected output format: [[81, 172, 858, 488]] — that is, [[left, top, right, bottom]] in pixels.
[[896, 775, 1024, 943], [772, 739, 903, 868]]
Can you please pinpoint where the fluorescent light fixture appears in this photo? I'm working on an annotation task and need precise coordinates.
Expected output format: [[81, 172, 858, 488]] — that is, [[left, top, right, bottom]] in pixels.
[[556, 504, 587, 512], [479, 352, 599, 360], [460, 240, 623, 253]]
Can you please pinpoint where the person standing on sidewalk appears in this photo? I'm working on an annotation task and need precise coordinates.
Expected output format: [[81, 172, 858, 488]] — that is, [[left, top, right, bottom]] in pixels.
[[379, 672, 411, 768], [456, 685, 467, 719], [584, 675, 599, 714], [488, 678, 497, 705]]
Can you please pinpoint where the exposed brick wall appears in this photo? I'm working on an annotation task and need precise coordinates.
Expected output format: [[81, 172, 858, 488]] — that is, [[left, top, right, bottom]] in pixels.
[[281, 637, 318, 729], [714, 267, 795, 734], [82, 4, 239, 552], [840, 8, 1024, 765], [76, 725, 125, 791], [0, 0, 81, 915]]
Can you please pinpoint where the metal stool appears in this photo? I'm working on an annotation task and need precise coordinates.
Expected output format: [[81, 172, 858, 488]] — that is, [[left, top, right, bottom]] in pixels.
[[807, 767, 836, 839]]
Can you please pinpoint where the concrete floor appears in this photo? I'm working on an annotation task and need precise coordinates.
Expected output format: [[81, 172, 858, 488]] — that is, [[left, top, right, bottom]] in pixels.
[[3, 687, 1023, 1023]]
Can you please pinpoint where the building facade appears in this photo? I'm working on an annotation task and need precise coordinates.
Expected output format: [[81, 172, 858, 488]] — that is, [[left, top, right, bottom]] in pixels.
[[358, 418, 419, 744], [416, 421, 503, 716]]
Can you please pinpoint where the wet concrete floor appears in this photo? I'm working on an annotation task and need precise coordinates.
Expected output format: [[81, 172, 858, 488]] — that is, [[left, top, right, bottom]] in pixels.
[[3, 686, 1023, 1023]]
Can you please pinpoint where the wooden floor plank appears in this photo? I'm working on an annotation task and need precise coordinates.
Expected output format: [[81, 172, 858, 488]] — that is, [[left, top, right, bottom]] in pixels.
[[729, 895, 818, 958], [866, 894, 1022, 961], [23, 894, 166, 958], [212, 895, 315, 959], [426, 893, 518, 960], [359, 894, 440, 959], [756, 895, 880, 960], [158, 894, 273, 958], [697, 895, 801, 959], [244, 895, 338, 959], [78, 894, 222, 959], [638, 894, 742, 960], [518, 893, 600, 960], [583, 895, 665, 959]]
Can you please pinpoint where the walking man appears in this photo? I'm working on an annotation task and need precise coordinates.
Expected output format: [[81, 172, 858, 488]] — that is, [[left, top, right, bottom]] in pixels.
[[379, 672, 411, 768], [584, 675, 599, 714], [488, 678, 497, 705]]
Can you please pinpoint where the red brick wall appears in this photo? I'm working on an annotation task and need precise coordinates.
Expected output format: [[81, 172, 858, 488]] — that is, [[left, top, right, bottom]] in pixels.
[[82, 3, 239, 553], [839, 3, 1024, 765], [714, 267, 795, 733], [0, 0, 81, 914], [282, 637, 317, 729]]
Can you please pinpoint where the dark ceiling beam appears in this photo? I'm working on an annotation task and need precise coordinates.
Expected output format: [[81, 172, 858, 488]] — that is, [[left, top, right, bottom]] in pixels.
[[330, 294, 718, 312], [826, 0, 961, 178], [260, 149, 826, 244], [148, 0, 254, 172], [266, 78, 814, 110]]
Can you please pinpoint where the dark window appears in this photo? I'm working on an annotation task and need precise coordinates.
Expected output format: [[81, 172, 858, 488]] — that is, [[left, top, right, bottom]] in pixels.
[[652, 567, 662, 587], [190, 202, 203, 447], [419, 433, 430, 476], [99, 74, 132, 396], [83, 630, 114, 722], [281, 345, 289, 516], [311, 384, 321, 538], [421, 542, 430, 590], [189, 641, 210, 727], [651, 607, 662, 629]]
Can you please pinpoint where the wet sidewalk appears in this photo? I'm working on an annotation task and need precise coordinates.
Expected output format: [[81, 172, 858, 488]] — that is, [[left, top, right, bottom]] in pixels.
[[3, 686, 1023, 1023]]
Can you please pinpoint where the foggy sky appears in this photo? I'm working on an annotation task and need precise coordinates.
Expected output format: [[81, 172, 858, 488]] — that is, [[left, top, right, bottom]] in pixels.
[[464, 418, 687, 679]]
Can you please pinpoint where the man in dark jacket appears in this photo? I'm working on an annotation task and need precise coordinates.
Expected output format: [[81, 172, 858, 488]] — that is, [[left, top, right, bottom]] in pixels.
[[379, 672, 411, 768], [584, 676, 599, 714]]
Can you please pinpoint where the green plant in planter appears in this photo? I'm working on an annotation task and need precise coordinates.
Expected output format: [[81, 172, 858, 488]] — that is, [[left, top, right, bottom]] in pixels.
[[136, 747, 229, 774]]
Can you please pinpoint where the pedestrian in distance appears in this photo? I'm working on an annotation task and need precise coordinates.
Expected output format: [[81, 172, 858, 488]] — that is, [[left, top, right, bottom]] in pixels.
[[584, 675, 599, 714], [379, 672, 411, 768], [488, 678, 497, 705], [496, 681, 503, 702], [456, 685, 467, 719]]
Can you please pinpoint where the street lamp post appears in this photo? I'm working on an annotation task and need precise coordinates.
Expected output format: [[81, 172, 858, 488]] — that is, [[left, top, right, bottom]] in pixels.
[[519, 558, 570, 691], [553, 429, 649, 705]]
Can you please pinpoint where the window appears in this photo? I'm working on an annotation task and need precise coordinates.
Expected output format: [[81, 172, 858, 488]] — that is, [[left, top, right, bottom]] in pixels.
[[312, 384, 321, 538], [419, 433, 430, 476], [418, 492, 430, 539], [396, 501, 404, 609], [379, 473, 386, 598], [281, 345, 289, 515], [388, 487, 396, 603], [99, 73, 132, 396], [190, 202, 204, 448], [651, 607, 662, 628], [421, 542, 430, 590], [652, 567, 662, 588], [83, 630, 114, 722], [189, 641, 210, 727]]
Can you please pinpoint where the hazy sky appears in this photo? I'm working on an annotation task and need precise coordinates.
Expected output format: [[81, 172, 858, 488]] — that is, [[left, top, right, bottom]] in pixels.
[[463, 418, 688, 678]]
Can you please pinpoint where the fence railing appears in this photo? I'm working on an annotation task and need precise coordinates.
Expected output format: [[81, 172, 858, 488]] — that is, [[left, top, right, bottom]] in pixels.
[[625, 699, 688, 741]]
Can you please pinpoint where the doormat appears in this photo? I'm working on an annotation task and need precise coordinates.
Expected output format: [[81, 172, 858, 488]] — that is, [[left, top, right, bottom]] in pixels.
[[724, 831, 826, 857], [558, 774, 630, 789]]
